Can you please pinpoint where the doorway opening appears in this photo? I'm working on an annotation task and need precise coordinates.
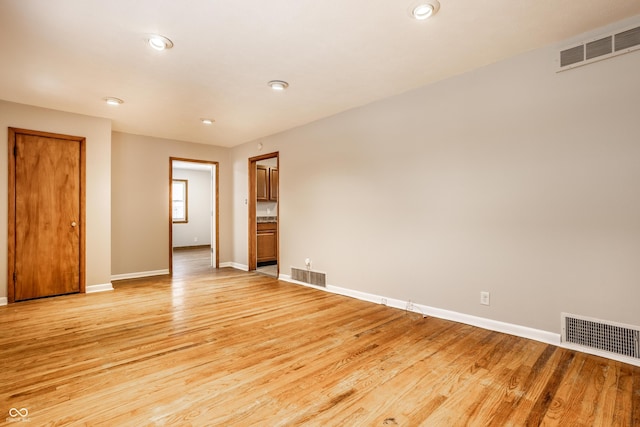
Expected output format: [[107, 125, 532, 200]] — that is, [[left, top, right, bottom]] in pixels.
[[169, 157, 219, 274], [248, 152, 279, 277]]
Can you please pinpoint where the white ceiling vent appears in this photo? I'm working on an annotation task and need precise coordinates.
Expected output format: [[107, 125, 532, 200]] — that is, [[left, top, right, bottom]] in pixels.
[[558, 23, 640, 71]]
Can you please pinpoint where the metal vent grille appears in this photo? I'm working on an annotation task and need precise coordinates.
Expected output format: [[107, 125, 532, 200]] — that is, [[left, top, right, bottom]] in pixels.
[[558, 23, 640, 71], [615, 26, 640, 51], [562, 313, 640, 359], [586, 36, 612, 60], [291, 267, 326, 287], [291, 267, 306, 282], [560, 45, 584, 67]]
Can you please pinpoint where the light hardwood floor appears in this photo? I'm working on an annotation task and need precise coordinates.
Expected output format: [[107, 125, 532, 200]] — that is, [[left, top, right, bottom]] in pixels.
[[1, 253, 639, 425]]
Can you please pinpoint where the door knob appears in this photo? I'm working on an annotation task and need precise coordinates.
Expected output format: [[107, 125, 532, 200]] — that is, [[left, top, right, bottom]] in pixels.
[[71, 221, 77, 227]]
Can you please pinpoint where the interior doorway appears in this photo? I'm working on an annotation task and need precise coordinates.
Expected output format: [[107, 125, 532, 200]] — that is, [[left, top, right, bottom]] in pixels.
[[169, 157, 219, 274], [248, 152, 279, 277]]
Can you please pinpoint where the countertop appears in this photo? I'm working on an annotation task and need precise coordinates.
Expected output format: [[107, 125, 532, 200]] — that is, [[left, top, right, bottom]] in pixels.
[[257, 216, 277, 223]]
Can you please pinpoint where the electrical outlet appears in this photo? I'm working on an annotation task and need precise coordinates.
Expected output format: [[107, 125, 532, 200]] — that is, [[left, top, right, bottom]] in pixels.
[[381, 298, 387, 306], [480, 291, 490, 306], [194, 237, 198, 242]]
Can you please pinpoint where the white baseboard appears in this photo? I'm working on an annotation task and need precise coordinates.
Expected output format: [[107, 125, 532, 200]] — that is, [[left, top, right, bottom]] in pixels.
[[220, 262, 248, 271], [86, 283, 114, 293], [280, 275, 559, 344], [111, 269, 170, 281], [0, 297, 7, 306], [278, 275, 639, 367], [325, 284, 560, 345]]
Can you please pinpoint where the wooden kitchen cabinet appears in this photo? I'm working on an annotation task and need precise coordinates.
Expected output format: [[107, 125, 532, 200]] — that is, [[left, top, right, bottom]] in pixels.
[[257, 165, 278, 202], [257, 222, 277, 263], [269, 167, 278, 201], [257, 165, 269, 201]]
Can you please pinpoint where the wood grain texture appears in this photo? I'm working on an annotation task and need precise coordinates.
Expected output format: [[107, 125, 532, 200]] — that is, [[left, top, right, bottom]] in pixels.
[[1, 249, 638, 426], [8, 128, 85, 302]]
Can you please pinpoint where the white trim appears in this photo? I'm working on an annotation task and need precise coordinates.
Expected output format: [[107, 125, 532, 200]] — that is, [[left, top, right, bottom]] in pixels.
[[86, 283, 114, 293], [111, 269, 169, 281], [277, 275, 639, 367], [324, 283, 559, 344], [219, 262, 248, 271], [0, 297, 7, 306]]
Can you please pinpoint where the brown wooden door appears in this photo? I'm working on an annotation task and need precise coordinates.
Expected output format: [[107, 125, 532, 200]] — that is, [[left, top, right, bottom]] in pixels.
[[8, 128, 85, 302]]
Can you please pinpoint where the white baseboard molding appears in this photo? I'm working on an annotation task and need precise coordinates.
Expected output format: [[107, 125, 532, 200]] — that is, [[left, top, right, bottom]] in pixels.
[[326, 284, 559, 345], [111, 269, 170, 281], [0, 297, 7, 306], [220, 262, 248, 271], [86, 283, 114, 293], [280, 275, 558, 344], [278, 275, 639, 367]]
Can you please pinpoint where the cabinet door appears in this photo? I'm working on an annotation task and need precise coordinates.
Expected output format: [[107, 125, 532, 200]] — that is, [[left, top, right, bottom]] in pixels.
[[269, 167, 278, 201], [256, 165, 269, 201], [257, 230, 277, 262]]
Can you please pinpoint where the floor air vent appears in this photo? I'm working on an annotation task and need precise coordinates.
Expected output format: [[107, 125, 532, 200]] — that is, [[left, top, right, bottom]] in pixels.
[[561, 313, 640, 359], [558, 23, 640, 71], [291, 267, 326, 287]]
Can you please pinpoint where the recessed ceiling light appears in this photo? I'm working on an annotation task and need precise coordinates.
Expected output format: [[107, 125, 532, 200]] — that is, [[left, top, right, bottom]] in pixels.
[[103, 97, 124, 106], [201, 118, 214, 125], [409, 0, 440, 20], [268, 80, 289, 91], [148, 34, 174, 51]]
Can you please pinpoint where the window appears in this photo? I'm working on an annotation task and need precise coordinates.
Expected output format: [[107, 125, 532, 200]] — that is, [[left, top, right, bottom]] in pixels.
[[172, 179, 188, 223]]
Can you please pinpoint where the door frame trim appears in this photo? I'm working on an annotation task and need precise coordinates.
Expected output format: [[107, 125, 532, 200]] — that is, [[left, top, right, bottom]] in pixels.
[[8, 128, 86, 303], [169, 157, 220, 273], [248, 152, 279, 272]]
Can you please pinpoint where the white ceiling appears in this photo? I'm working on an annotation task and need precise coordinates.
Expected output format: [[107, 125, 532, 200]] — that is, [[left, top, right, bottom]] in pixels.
[[2, 1, 640, 147]]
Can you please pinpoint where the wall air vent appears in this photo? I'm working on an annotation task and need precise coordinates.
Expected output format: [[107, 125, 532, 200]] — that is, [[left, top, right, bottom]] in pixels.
[[561, 313, 640, 359], [291, 267, 326, 287], [586, 36, 612, 60], [560, 45, 584, 67], [558, 23, 640, 71], [615, 25, 640, 51]]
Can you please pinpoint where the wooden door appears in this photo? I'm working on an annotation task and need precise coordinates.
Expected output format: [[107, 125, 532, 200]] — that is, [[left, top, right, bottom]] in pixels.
[[8, 128, 85, 302]]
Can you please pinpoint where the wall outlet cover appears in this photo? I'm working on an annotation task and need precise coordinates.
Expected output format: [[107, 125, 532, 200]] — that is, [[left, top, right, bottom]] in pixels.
[[480, 291, 490, 306]]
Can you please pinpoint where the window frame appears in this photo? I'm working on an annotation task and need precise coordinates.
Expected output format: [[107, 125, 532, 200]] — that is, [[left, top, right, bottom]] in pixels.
[[172, 179, 188, 223]]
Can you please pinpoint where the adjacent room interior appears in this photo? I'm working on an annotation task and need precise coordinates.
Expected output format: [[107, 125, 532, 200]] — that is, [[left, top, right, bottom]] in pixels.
[[1, 1, 639, 424]]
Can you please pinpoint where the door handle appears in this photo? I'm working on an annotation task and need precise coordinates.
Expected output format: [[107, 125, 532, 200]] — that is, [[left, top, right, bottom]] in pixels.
[[71, 221, 77, 227]]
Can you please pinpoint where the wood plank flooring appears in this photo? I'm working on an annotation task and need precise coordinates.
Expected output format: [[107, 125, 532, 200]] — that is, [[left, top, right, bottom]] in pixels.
[[1, 252, 639, 426]]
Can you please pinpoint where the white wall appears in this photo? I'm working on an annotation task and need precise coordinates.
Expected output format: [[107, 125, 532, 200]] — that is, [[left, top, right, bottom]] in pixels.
[[230, 17, 640, 334], [172, 168, 212, 248], [111, 132, 230, 276], [0, 100, 112, 297]]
